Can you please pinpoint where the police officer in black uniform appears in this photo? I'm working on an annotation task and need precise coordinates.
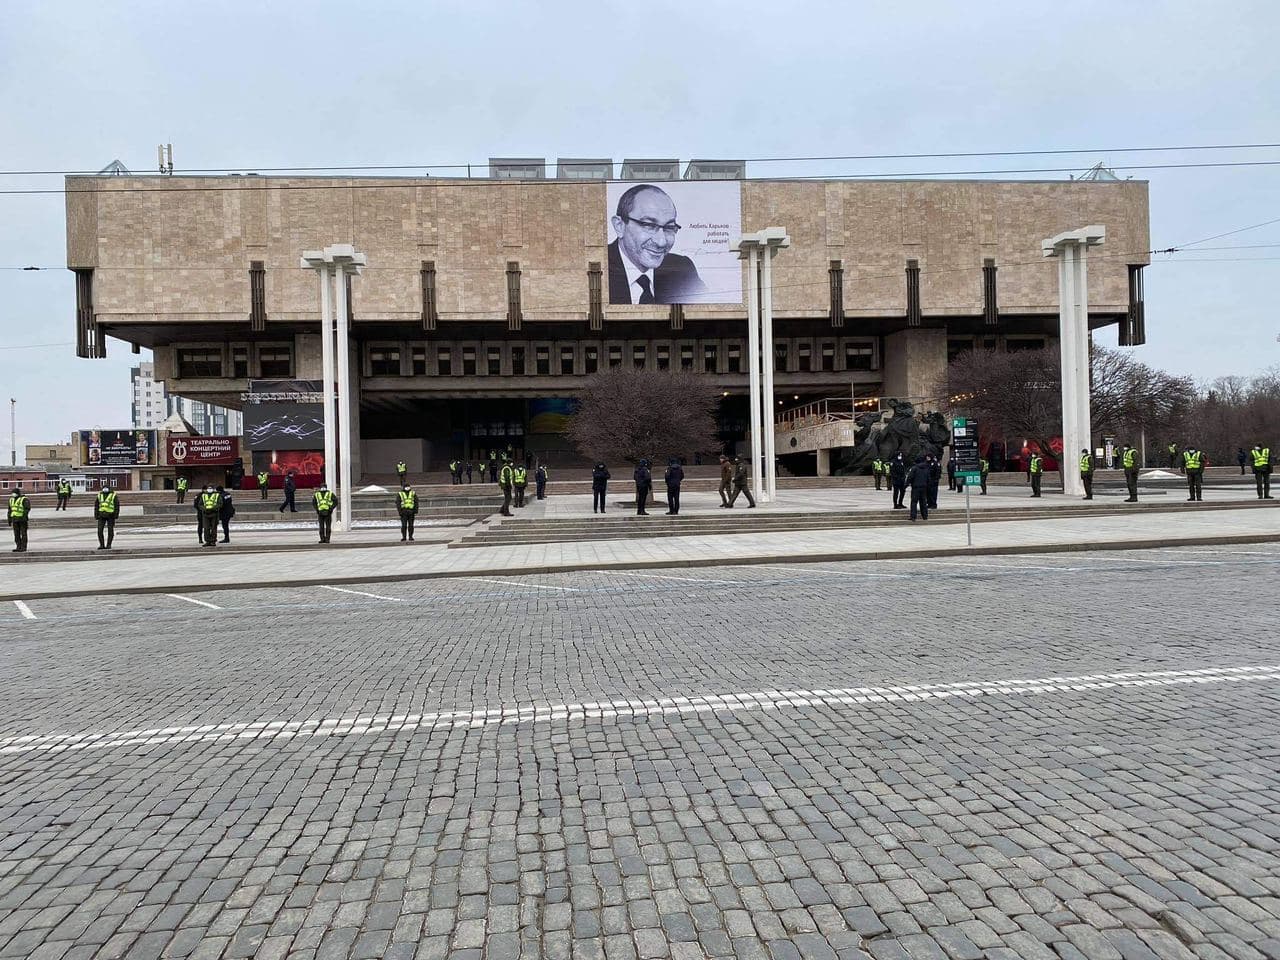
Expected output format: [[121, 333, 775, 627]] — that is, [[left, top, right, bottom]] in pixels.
[[1079, 448, 1094, 500], [633, 459, 652, 516], [592, 463, 610, 514], [889, 453, 907, 509], [664, 458, 684, 515]]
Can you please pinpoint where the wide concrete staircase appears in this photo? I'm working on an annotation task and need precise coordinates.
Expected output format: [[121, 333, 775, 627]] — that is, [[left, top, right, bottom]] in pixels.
[[450, 498, 1278, 548]]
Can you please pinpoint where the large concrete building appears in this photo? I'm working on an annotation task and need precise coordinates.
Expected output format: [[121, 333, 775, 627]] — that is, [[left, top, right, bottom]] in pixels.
[[66, 163, 1149, 476]]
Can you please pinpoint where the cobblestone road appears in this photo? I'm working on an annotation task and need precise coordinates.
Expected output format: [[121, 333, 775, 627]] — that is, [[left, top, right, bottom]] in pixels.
[[1, 546, 1278, 959]]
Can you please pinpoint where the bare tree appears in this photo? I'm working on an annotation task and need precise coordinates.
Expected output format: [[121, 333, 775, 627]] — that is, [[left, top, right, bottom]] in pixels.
[[566, 368, 722, 465], [943, 348, 1064, 480], [1185, 368, 1280, 463], [940, 344, 1195, 484], [1090, 345, 1196, 453]]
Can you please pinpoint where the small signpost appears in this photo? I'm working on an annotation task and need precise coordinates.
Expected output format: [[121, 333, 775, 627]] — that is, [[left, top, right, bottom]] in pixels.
[[952, 417, 981, 546]]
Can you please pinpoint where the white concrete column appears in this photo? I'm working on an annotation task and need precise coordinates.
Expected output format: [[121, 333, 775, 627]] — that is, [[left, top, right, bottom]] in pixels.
[[1043, 226, 1104, 499], [318, 266, 337, 494], [761, 245, 778, 504], [745, 246, 764, 504], [1071, 244, 1093, 475], [1058, 245, 1079, 496], [333, 263, 354, 531]]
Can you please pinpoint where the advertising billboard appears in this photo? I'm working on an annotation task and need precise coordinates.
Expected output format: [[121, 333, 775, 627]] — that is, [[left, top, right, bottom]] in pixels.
[[80, 429, 156, 466], [243, 379, 324, 451], [244, 402, 325, 451], [167, 436, 239, 466], [606, 181, 742, 306]]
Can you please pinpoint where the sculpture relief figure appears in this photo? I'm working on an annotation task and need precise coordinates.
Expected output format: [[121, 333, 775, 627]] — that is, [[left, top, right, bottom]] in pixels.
[[840, 399, 951, 474]]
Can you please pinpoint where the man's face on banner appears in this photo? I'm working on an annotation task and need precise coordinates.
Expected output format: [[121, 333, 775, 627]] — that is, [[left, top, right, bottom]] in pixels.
[[613, 188, 680, 271]]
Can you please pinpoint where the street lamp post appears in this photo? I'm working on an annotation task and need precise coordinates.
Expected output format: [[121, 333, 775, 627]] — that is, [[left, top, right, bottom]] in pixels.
[[1042, 226, 1104, 498]]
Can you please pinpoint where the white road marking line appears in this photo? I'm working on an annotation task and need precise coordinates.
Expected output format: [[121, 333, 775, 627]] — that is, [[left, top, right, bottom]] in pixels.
[[13, 601, 35, 621], [165, 593, 222, 610], [3, 663, 1275, 758], [319, 584, 403, 602], [612, 571, 746, 585], [461, 577, 582, 591]]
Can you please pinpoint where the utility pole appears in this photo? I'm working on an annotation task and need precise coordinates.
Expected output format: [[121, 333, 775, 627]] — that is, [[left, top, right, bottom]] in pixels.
[[9, 399, 15, 467]]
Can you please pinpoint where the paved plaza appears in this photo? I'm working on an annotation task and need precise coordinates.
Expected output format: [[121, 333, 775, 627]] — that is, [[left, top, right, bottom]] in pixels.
[[1, 545, 1279, 959], [3, 486, 1278, 600]]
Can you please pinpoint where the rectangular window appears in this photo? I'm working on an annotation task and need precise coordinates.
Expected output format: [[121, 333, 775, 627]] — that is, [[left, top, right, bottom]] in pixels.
[[177, 349, 222, 378], [632, 345, 646, 370], [511, 346, 525, 375], [797, 343, 812, 372], [703, 344, 718, 373], [437, 347, 452, 376], [820, 342, 836, 372], [561, 345, 575, 375], [584, 345, 599, 374], [845, 344, 873, 371], [259, 346, 292, 378], [608, 345, 622, 369], [412, 346, 427, 375], [774, 342, 788, 373], [656, 345, 670, 371], [535, 346, 550, 375], [231, 347, 249, 379], [680, 344, 693, 370], [462, 347, 477, 376], [488, 347, 502, 376], [947, 339, 973, 363], [370, 347, 400, 377], [727, 343, 742, 373]]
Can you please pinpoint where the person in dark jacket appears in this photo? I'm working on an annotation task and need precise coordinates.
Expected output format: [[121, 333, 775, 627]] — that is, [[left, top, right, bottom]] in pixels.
[[907, 457, 931, 522], [1237, 447, 1249, 475], [277, 472, 297, 513], [926, 456, 941, 510], [728, 457, 756, 508], [217, 486, 235, 543], [592, 463, 610, 514], [889, 453, 907, 509], [534, 463, 548, 500], [664, 459, 684, 515], [946, 454, 957, 491], [633, 459, 652, 516], [718, 454, 733, 507]]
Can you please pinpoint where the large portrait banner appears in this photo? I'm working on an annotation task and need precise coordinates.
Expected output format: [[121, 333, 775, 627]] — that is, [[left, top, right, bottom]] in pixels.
[[606, 181, 742, 306]]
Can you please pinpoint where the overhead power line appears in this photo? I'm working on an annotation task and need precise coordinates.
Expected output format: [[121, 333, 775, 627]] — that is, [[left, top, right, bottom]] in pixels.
[[0, 158, 1279, 198], [1, 141, 1279, 177]]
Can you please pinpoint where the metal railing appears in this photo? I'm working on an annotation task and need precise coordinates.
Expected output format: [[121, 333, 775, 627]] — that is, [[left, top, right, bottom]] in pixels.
[[775, 397, 871, 431]]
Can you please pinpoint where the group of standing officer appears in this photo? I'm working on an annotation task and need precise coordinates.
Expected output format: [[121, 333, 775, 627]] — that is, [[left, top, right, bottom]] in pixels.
[[6, 485, 122, 553]]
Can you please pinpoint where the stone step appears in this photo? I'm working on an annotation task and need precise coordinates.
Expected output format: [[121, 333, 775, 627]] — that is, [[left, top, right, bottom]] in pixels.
[[451, 499, 1278, 547]]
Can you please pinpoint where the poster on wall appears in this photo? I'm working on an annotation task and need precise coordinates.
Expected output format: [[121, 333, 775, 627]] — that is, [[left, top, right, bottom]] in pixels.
[[167, 436, 239, 466], [529, 398, 575, 434], [606, 180, 742, 306]]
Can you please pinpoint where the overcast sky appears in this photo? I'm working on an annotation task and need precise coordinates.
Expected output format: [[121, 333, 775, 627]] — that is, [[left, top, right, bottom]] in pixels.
[[2, 0, 1277, 459]]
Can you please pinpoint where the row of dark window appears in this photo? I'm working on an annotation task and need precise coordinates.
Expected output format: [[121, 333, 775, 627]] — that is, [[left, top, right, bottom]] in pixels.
[[368, 340, 876, 378], [176, 345, 292, 379]]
